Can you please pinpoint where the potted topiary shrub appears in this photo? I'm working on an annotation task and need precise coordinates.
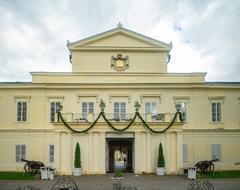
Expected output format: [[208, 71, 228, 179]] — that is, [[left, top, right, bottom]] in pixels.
[[111, 169, 123, 190], [156, 142, 165, 176], [73, 142, 82, 176]]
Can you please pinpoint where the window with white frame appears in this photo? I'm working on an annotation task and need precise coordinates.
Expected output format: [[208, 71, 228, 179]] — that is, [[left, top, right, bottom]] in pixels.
[[145, 102, 157, 119], [82, 102, 94, 119], [50, 102, 58, 122], [16, 145, 26, 162], [17, 102, 27, 122], [211, 102, 221, 122], [179, 102, 187, 121], [183, 144, 188, 163], [211, 144, 221, 161], [114, 102, 126, 120], [49, 145, 54, 163]]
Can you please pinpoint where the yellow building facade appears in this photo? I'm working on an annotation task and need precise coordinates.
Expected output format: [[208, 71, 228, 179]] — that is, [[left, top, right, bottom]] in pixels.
[[0, 26, 240, 175]]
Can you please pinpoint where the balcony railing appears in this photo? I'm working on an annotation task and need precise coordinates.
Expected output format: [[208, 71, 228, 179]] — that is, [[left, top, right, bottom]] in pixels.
[[57, 112, 178, 123]]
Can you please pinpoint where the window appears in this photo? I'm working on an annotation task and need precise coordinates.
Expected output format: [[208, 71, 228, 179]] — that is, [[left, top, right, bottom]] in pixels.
[[212, 102, 221, 122], [50, 102, 58, 122], [49, 145, 54, 163], [82, 102, 94, 119], [145, 102, 157, 114], [179, 102, 187, 121], [114, 102, 126, 119], [211, 144, 221, 161], [145, 102, 157, 119], [183, 144, 188, 163], [17, 102, 27, 122], [16, 145, 26, 162]]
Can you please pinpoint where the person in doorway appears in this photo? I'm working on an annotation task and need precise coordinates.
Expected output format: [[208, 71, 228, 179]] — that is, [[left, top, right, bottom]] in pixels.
[[124, 157, 126, 165]]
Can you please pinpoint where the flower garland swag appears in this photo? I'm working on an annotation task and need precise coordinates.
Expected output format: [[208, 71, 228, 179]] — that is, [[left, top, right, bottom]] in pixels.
[[56, 100, 183, 134]]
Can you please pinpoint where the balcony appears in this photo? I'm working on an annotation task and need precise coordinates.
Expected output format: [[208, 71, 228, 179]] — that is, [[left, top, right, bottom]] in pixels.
[[57, 112, 179, 123]]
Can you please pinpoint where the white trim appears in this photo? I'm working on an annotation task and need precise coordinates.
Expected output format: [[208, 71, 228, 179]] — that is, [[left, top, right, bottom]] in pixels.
[[106, 132, 134, 138], [14, 96, 31, 103], [47, 96, 64, 103], [173, 96, 190, 104], [208, 96, 225, 104], [76, 94, 99, 103], [140, 94, 162, 103], [109, 94, 131, 103]]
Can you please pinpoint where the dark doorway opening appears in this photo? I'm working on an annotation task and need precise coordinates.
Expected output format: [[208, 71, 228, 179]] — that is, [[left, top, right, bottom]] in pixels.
[[107, 138, 133, 173]]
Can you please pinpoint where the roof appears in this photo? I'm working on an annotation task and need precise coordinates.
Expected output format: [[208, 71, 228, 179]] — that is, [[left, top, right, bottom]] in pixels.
[[67, 25, 172, 50]]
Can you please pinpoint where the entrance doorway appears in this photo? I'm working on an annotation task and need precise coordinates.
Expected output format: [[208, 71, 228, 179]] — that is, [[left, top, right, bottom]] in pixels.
[[106, 138, 133, 173]]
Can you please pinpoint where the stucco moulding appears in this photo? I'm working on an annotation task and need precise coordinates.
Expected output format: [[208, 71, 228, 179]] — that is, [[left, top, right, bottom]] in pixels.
[[67, 27, 172, 51]]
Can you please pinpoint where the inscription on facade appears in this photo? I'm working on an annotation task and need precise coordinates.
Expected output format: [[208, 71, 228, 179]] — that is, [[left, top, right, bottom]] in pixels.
[[103, 77, 137, 81]]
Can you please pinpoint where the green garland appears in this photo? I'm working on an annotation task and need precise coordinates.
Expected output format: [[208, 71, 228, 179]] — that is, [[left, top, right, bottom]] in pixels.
[[136, 112, 182, 133], [57, 111, 183, 134], [102, 112, 137, 132], [57, 111, 103, 133]]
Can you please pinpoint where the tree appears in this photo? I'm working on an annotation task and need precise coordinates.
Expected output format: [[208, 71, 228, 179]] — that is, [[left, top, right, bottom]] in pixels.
[[158, 143, 165, 167], [74, 142, 81, 168]]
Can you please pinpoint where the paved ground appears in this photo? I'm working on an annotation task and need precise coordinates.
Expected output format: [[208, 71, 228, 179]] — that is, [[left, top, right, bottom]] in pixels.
[[0, 174, 240, 190]]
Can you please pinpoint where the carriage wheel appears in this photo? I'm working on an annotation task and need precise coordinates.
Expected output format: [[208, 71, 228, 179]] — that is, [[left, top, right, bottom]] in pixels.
[[24, 163, 30, 174], [200, 165, 206, 173], [187, 180, 201, 190], [209, 163, 215, 173], [201, 180, 214, 190]]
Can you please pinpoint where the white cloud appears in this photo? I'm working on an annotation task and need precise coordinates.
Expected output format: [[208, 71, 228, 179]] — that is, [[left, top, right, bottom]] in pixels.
[[0, 0, 239, 82]]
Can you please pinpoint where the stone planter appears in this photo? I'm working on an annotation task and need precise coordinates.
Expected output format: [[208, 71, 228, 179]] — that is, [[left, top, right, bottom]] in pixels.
[[156, 167, 165, 176], [73, 168, 82, 176], [111, 177, 123, 190]]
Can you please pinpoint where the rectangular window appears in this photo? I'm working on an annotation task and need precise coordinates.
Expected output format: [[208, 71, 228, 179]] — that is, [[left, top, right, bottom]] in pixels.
[[211, 144, 221, 161], [16, 145, 26, 162], [183, 144, 188, 163], [17, 102, 27, 122], [114, 102, 126, 120], [82, 102, 94, 119], [50, 102, 58, 122], [145, 102, 157, 119], [145, 102, 157, 114], [49, 145, 54, 163], [212, 102, 221, 122], [179, 102, 187, 121]]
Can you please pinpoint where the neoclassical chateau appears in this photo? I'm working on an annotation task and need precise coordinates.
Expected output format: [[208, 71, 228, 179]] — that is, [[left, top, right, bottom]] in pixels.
[[0, 25, 240, 175]]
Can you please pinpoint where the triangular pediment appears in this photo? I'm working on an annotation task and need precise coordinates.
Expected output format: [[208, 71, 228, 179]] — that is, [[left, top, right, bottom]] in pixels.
[[68, 27, 172, 50]]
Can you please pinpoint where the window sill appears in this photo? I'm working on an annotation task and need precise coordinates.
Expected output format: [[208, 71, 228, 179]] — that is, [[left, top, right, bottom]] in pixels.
[[210, 122, 224, 124], [14, 122, 29, 124]]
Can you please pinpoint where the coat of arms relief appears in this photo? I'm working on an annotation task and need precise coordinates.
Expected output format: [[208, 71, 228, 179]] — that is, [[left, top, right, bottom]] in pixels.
[[111, 54, 129, 72]]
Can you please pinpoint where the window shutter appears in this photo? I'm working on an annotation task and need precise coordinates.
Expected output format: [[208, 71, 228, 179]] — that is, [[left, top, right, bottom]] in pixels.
[[16, 145, 20, 162], [145, 102, 150, 113], [21, 145, 26, 160], [89, 102, 94, 113], [211, 144, 221, 161], [183, 144, 188, 163], [49, 145, 54, 163]]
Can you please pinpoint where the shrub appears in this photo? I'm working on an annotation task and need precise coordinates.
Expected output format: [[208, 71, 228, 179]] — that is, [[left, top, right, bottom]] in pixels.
[[158, 143, 165, 167], [74, 142, 81, 168]]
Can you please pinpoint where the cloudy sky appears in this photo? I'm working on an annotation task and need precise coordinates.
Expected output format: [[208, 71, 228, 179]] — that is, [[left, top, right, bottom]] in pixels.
[[0, 0, 239, 82]]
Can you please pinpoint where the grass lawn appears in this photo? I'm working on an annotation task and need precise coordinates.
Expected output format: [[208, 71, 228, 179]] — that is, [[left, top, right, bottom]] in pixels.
[[0, 172, 35, 180], [199, 170, 240, 179]]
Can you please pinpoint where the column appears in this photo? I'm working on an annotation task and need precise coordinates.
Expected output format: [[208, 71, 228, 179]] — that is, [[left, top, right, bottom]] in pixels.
[[60, 132, 73, 175], [93, 132, 99, 173], [99, 132, 106, 173], [134, 132, 141, 174], [88, 132, 93, 174], [146, 132, 151, 172], [176, 132, 183, 170]]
